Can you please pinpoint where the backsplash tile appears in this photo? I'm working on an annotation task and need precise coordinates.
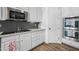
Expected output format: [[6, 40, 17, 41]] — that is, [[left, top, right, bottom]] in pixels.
[[0, 21, 33, 32]]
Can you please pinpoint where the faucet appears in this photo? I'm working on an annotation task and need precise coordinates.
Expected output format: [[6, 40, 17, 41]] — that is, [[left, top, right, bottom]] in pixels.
[[17, 27, 21, 32]]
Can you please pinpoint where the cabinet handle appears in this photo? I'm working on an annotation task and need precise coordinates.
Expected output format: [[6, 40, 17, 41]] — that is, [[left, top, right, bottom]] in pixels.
[[49, 28, 51, 30]]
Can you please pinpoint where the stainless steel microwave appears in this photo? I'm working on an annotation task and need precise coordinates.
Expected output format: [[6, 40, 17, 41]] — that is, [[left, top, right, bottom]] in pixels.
[[7, 7, 26, 21]]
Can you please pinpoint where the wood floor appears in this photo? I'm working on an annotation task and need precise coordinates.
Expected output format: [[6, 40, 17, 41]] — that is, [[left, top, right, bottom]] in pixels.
[[32, 43, 79, 51]]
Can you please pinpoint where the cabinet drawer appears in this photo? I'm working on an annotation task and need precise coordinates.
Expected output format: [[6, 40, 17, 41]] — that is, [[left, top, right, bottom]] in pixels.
[[32, 32, 37, 35], [20, 33, 30, 38], [32, 32, 40, 38], [1, 35, 19, 43], [32, 33, 38, 37], [32, 37, 40, 41], [20, 34, 31, 40], [32, 39, 41, 48]]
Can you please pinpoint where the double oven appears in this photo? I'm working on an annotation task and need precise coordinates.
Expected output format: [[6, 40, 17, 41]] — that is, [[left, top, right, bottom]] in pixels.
[[64, 17, 79, 41]]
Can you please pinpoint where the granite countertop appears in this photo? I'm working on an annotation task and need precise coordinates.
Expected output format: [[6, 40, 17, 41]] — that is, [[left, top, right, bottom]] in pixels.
[[0, 29, 45, 38]]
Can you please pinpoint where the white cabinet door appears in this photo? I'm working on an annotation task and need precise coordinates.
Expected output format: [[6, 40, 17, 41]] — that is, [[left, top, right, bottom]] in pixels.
[[12, 7, 29, 12], [32, 39, 40, 48], [1, 7, 8, 20], [29, 7, 37, 22], [48, 7, 62, 43], [40, 30, 45, 43], [20, 33, 31, 51], [36, 8, 43, 22], [31, 31, 40, 48], [1, 35, 19, 51], [28, 7, 43, 22], [31, 30, 45, 48]]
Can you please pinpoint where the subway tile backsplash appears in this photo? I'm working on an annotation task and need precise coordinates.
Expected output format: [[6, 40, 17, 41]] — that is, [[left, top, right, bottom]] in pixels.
[[0, 21, 33, 32]]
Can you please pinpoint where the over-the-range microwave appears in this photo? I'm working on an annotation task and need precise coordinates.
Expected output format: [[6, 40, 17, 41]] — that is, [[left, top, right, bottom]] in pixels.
[[6, 7, 27, 21]]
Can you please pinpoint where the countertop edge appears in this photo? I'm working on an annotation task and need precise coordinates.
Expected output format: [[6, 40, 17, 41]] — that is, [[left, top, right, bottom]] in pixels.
[[0, 29, 45, 38]]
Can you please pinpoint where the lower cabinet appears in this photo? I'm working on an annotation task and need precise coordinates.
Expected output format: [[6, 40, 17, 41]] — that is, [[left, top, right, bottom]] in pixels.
[[1, 35, 20, 51], [1, 30, 45, 51], [40, 31, 45, 44], [20, 33, 31, 51], [32, 39, 41, 48], [32, 30, 45, 48]]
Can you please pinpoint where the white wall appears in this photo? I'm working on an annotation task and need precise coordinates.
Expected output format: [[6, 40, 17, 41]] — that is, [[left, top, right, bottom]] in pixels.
[[62, 7, 79, 17], [41, 7, 63, 43], [41, 8, 49, 43], [48, 7, 62, 43]]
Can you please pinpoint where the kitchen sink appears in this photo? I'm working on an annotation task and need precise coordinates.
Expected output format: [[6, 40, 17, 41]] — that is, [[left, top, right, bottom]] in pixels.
[[1, 32, 16, 35], [17, 29, 30, 32], [1, 30, 31, 35]]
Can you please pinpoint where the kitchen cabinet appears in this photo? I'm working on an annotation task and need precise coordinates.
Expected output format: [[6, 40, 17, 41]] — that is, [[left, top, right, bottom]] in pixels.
[[0, 7, 7, 20], [32, 30, 45, 48], [31, 32, 40, 48], [1, 35, 20, 51], [28, 7, 43, 22], [62, 7, 79, 17], [1, 40, 16, 51], [0, 29, 45, 51], [12, 7, 29, 12], [40, 31, 45, 43], [0, 7, 42, 21], [36, 8, 43, 22], [1, 7, 8, 20], [20, 33, 31, 51], [0, 7, 29, 20], [20, 7, 29, 12]]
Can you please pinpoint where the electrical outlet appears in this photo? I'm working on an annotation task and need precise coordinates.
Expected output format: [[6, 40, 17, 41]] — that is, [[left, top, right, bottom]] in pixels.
[[0, 24, 2, 27]]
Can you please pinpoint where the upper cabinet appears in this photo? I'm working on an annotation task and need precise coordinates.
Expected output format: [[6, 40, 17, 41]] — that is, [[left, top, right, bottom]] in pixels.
[[0, 7, 43, 21], [0, 7, 9, 20], [28, 7, 43, 22], [1, 7, 8, 20], [0, 7, 29, 20], [12, 7, 29, 12], [2, 7, 79, 21], [20, 33, 31, 51], [62, 7, 79, 17]]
